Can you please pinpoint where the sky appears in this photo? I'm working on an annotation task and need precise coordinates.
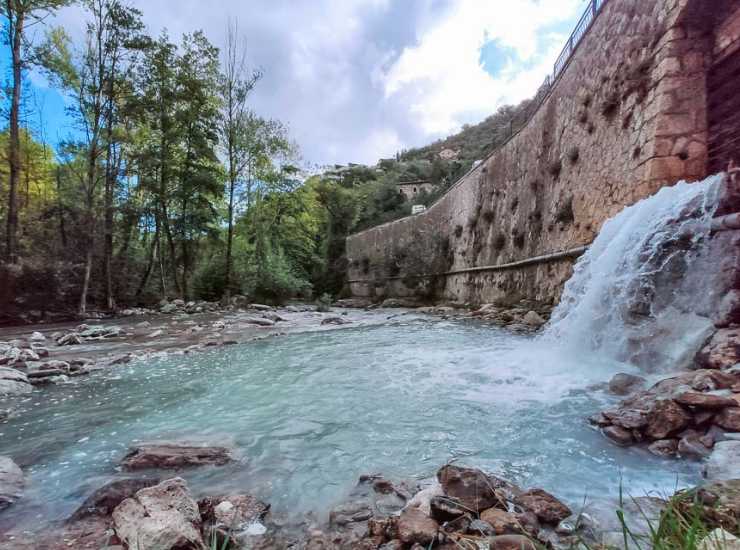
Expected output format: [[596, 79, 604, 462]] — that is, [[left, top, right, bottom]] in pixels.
[[3, 0, 587, 167]]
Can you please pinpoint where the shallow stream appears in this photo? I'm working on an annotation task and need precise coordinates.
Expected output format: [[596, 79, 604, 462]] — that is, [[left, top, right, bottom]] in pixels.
[[0, 316, 696, 530]]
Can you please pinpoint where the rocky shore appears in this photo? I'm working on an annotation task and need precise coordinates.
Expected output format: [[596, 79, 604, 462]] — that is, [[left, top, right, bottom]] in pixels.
[[1, 446, 738, 549]]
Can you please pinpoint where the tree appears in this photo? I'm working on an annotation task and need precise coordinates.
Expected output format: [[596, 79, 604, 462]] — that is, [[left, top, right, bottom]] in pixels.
[[1, 0, 72, 262], [218, 21, 260, 299]]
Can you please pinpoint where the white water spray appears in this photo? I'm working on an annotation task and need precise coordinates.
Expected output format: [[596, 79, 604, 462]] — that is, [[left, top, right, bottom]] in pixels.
[[545, 174, 725, 372]]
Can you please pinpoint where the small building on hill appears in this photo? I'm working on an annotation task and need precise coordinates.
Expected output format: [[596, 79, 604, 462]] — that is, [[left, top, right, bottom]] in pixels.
[[397, 180, 434, 200]]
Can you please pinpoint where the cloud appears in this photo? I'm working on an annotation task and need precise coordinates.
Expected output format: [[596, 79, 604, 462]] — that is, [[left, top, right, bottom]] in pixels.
[[44, 0, 583, 166], [382, 0, 583, 135]]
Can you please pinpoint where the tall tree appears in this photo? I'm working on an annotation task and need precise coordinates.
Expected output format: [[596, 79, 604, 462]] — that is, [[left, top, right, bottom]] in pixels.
[[218, 21, 260, 299], [1, 0, 72, 262]]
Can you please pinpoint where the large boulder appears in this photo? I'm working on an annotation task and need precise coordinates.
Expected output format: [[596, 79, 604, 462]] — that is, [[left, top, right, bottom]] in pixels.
[[437, 465, 505, 513], [696, 329, 740, 370], [0, 367, 33, 396], [608, 373, 647, 396], [112, 477, 206, 550], [645, 399, 692, 439], [703, 441, 740, 481], [0, 456, 24, 511], [513, 489, 571, 525], [397, 507, 439, 546], [120, 441, 234, 471], [68, 478, 160, 521], [715, 407, 740, 431]]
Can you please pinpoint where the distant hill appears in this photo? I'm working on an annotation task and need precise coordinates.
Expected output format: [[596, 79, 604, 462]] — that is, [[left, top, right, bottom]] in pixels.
[[399, 97, 534, 164]]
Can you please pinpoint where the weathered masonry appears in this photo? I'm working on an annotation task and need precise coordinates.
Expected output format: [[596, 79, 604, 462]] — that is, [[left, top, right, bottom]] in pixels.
[[346, 0, 740, 305]]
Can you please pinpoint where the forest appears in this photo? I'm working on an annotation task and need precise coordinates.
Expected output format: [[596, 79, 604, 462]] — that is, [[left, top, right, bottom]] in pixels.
[[0, 0, 528, 319]]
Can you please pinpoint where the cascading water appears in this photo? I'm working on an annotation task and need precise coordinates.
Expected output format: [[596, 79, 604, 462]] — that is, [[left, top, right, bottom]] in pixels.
[[545, 174, 726, 372]]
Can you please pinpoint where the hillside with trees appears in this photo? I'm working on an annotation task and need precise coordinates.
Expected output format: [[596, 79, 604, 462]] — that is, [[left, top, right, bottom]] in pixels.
[[0, 0, 535, 321]]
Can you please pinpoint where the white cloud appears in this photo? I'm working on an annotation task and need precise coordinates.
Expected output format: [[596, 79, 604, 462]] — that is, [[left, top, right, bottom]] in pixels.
[[41, 0, 585, 165], [383, 0, 582, 135]]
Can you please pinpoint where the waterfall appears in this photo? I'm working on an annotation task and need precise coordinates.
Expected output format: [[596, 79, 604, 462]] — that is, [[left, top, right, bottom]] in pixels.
[[545, 174, 725, 372]]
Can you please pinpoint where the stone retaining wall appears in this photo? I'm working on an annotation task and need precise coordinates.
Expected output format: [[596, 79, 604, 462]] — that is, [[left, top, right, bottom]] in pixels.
[[347, 0, 740, 305]]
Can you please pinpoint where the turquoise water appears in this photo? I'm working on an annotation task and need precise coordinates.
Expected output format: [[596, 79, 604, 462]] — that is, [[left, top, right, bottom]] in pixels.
[[0, 316, 697, 530]]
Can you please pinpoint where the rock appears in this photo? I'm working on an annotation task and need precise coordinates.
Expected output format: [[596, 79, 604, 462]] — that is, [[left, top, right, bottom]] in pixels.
[[30, 331, 46, 342], [697, 528, 740, 550], [404, 483, 444, 517], [199, 494, 269, 543], [513, 489, 571, 525], [648, 439, 679, 457], [57, 332, 83, 346], [69, 478, 160, 521], [397, 507, 439, 546], [645, 400, 691, 439], [160, 303, 179, 314], [696, 329, 740, 370], [0, 367, 33, 395], [675, 392, 738, 409], [321, 316, 351, 326], [704, 441, 740, 481], [136, 321, 151, 329], [468, 518, 496, 536], [603, 408, 648, 429], [243, 317, 275, 327], [608, 373, 647, 396], [148, 329, 164, 338], [603, 425, 634, 446], [588, 412, 611, 427], [112, 477, 205, 550], [172, 299, 185, 307], [0, 456, 24, 512], [480, 508, 522, 535], [522, 311, 545, 327], [249, 304, 272, 311], [487, 534, 537, 550], [678, 435, 711, 459], [80, 326, 123, 339], [437, 465, 505, 512], [120, 441, 234, 471], [429, 495, 468, 522], [715, 290, 740, 328], [715, 407, 740, 431]]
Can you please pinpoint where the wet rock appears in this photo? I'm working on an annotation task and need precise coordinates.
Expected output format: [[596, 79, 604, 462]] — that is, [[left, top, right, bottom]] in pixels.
[[404, 482, 444, 517], [704, 441, 740, 481], [588, 412, 611, 427], [648, 439, 679, 457], [244, 317, 275, 327], [0, 367, 33, 395], [645, 399, 691, 439], [120, 441, 234, 471], [112, 477, 205, 550], [80, 326, 123, 339], [678, 435, 711, 459], [715, 407, 740, 431], [69, 478, 160, 521], [603, 408, 647, 429], [429, 495, 468, 522], [487, 534, 537, 550], [199, 494, 269, 543], [696, 329, 740, 370], [513, 489, 571, 525], [608, 373, 647, 396], [330, 475, 408, 527], [0, 456, 24, 512], [437, 465, 505, 512], [160, 303, 179, 314], [480, 508, 522, 535], [715, 290, 740, 328], [250, 304, 272, 311], [30, 331, 46, 342], [675, 392, 738, 409], [603, 425, 634, 446], [56, 332, 82, 346], [321, 316, 351, 326], [522, 311, 545, 327], [397, 507, 439, 546]]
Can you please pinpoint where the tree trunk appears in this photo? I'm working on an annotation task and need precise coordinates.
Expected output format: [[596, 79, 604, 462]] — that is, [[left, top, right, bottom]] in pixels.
[[5, 6, 24, 263]]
